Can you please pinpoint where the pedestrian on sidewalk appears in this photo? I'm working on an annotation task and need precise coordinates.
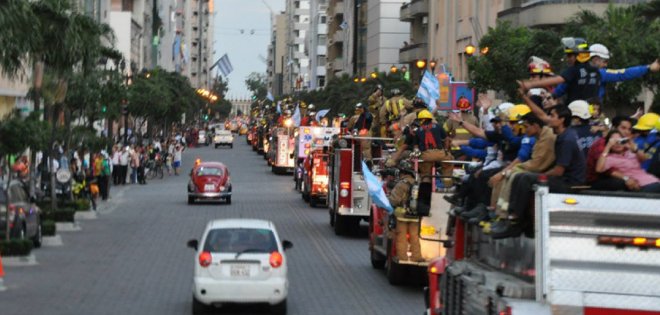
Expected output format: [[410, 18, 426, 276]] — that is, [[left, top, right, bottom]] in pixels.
[[173, 143, 184, 175], [119, 146, 129, 185], [130, 145, 139, 184], [111, 145, 120, 185], [137, 146, 147, 185]]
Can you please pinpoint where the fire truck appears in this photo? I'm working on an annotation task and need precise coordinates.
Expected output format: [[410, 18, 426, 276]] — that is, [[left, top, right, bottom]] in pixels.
[[269, 126, 296, 174], [297, 127, 340, 207], [327, 134, 390, 235], [369, 160, 463, 286], [425, 184, 660, 315]]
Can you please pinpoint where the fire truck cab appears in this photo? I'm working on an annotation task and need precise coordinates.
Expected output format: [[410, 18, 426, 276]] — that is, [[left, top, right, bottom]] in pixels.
[[425, 186, 660, 315], [269, 127, 296, 174], [298, 127, 339, 207]]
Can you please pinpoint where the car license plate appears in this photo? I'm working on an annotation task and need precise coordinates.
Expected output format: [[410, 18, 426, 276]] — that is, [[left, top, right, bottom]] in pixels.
[[230, 264, 250, 277], [204, 184, 215, 191]]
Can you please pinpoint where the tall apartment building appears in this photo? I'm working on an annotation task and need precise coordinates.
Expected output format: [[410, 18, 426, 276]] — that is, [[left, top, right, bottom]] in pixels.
[[184, 0, 213, 89], [307, 0, 328, 89], [326, 0, 356, 81], [268, 14, 288, 97], [366, 0, 409, 74], [283, 0, 312, 94]]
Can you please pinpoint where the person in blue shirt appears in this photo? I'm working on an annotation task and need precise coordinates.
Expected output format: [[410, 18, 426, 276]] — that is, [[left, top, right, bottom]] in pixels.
[[632, 113, 660, 171], [553, 44, 660, 101]]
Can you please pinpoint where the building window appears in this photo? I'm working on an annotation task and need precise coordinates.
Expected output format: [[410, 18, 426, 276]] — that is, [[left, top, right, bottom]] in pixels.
[[320, 16, 327, 24]]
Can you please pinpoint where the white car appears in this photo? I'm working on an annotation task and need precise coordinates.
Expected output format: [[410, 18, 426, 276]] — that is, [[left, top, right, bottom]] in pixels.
[[197, 130, 209, 146], [213, 130, 234, 149], [187, 219, 293, 315]]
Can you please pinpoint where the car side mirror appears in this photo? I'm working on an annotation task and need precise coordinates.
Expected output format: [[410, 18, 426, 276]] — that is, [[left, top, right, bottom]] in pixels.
[[282, 240, 293, 251], [187, 239, 199, 251]]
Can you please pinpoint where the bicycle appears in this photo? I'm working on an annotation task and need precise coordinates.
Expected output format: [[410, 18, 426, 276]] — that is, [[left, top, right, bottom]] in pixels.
[[145, 155, 165, 180]]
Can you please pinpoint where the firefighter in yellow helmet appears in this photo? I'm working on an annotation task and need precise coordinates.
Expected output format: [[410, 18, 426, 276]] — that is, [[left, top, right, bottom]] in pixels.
[[368, 85, 385, 135], [388, 159, 423, 262]]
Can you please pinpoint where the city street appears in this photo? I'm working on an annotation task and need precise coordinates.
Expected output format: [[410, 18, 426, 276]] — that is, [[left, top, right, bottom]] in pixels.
[[0, 137, 423, 315]]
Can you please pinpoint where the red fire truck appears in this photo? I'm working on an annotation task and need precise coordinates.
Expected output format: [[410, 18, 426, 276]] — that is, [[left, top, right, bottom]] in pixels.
[[369, 159, 461, 286], [269, 127, 296, 174], [424, 184, 660, 315], [299, 127, 338, 207]]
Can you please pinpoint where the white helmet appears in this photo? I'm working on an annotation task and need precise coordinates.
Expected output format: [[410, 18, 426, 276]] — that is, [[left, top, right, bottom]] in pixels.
[[568, 100, 591, 120], [493, 102, 514, 116], [589, 43, 610, 60]]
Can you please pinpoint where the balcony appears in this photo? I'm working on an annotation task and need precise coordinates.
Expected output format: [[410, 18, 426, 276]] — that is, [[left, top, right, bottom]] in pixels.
[[400, 0, 428, 22], [399, 42, 427, 63], [332, 29, 344, 44], [332, 59, 345, 72], [318, 45, 327, 56], [498, 1, 618, 28], [317, 66, 326, 77], [317, 24, 328, 35]]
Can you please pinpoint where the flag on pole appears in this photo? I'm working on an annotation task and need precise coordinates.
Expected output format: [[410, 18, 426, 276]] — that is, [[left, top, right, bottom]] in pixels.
[[214, 54, 234, 77], [315, 109, 330, 122], [362, 161, 394, 214], [416, 71, 440, 111], [339, 20, 349, 30], [267, 91, 274, 102], [291, 105, 301, 127]]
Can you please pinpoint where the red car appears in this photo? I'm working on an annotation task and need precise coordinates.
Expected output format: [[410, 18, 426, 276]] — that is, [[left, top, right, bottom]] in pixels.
[[187, 161, 232, 204]]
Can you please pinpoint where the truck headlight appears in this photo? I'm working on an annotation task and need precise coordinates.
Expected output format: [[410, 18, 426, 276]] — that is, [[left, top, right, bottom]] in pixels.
[[340, 189, 349, 197]]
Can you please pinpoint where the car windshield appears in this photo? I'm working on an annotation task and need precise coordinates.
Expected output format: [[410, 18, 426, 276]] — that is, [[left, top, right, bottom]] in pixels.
[[196, 167, 223, 177], [203, 228, 278, 253]]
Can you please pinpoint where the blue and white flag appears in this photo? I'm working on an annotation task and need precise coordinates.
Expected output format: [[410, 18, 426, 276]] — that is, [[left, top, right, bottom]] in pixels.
[[291, 105, 301, 127], [214, 54, 233, 77], [267, 91, 274, 102], [416, 71, 440, 111], [315, 109, 330, 122], [362, 161, 394, 214], [276, 101, 282, 114], [339, 20, 349, 30]]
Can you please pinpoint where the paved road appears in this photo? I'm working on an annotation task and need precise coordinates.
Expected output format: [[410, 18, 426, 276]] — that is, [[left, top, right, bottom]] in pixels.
[[0, 137, 423, 315]]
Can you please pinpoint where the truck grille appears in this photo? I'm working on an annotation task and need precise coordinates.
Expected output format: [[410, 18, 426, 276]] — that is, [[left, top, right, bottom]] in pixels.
[[442, 269, 465, 315]]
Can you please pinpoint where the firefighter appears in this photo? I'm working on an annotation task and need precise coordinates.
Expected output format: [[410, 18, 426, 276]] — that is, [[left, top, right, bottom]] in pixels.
[[347, 103, 373, 161], [444, 97, 478, 148], [301, 104, 317, 126], [415, 110, 453, 185], [368, 85, 385, 135], [278, 109, 293, 127], [388, 159, 423, 262], [380, 88, 411, 137]]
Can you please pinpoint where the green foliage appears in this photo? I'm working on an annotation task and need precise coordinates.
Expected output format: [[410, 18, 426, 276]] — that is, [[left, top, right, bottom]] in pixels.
[[42, 220, 56, 236], [245, 72, 268, 100], [0, 239, 34, 256], [294, 73, 414, 115], [0, 112, 50, 156], [42, 207, 76, 222]]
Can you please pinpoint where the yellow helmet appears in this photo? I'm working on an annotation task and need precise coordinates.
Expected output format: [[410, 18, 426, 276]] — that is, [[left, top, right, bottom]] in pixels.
[[417, 109, 433, 120], [508, 105, 531, 121], [633, 113, 660, 131]]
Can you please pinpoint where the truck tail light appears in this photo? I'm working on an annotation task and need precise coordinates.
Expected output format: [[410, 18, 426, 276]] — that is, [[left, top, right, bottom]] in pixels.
[[270, 251, 283, 268], [598, 235, 660, 249], [199, 251, 212, 267], [499, 306, 512, 315]]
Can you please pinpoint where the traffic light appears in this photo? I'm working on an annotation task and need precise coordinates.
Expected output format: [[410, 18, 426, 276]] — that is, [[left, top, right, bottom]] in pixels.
[[252, 95, 257, 100], [101, 105, 107, 113]]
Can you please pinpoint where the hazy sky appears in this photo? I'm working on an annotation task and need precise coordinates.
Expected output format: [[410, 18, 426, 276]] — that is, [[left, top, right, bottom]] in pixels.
[[213, 0, 285, 99]]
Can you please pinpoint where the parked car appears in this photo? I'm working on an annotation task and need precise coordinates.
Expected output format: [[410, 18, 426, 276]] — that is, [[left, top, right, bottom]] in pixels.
[[213, 130, 234, 149], [187, 219, 293, 315], [0, 180, 43, 247], [187, 161, 232, 204]]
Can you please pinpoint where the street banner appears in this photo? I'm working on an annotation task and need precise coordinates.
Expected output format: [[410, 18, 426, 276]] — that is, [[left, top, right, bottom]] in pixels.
[[416, 71, 440, 111], [436, 72, 452, 111], [267, 91, 274, 102], [450, 82, 475, 111], [362, 161, 394, 214]]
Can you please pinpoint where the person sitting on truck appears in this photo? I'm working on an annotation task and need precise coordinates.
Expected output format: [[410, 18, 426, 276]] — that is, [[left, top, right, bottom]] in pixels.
[[586, 116, 634, 191], [347, 103, 374, 162], [631, 112, 660, 173], [387, 160, 423, 262], [567, 100, 601, 157], [491, 105, 586, 239], [596, 129, 660, 193]]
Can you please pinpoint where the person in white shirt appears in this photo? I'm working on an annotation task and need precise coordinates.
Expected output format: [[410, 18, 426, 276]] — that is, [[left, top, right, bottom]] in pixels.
[[173, 143, 184, 175], [111, 145, 121, 185], [119, 146, 130, 185]]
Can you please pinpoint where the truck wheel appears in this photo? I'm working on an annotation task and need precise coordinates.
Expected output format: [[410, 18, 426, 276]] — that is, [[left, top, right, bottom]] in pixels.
[[369, 217, 385, 269], [334, 213, 348, 236], [215, 144, 218, 148], [230, 144, 233, 149], [309, 196, 317, 207], [386, 244, 406, 285], [302, 191, 309, 202]]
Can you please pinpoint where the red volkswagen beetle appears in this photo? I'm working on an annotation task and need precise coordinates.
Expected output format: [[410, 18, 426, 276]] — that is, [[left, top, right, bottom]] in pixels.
[[188, 161, 232, 204]]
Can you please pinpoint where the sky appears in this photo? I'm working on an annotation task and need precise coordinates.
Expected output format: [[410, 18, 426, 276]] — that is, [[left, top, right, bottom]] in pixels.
[[213, 0, 285, 99]]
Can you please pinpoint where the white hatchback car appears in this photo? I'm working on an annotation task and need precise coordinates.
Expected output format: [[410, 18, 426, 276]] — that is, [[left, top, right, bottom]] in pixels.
[[187, 219, 293, 315]]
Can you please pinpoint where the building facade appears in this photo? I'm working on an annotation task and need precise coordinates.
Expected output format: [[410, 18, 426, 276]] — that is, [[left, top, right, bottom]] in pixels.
[[366, 0, 410, 74], [326, 0, 357, 81], [307, 0, 328, 89], [283, 0, 312, 94], [268, 14, 288, 97]]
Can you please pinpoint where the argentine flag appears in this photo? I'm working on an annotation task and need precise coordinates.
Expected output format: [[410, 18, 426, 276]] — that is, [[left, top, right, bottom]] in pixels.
[[416, 71, 440, 111], [362, 161, 394, 214], [291, 105, 301, 127]]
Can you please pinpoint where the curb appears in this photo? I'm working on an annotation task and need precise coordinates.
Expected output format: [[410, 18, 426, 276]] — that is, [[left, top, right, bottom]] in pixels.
[[2, 254, 38, 267], [56, 222, 82, 232], [42, 235, 64, 247], [75, 211, 98, 220]]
